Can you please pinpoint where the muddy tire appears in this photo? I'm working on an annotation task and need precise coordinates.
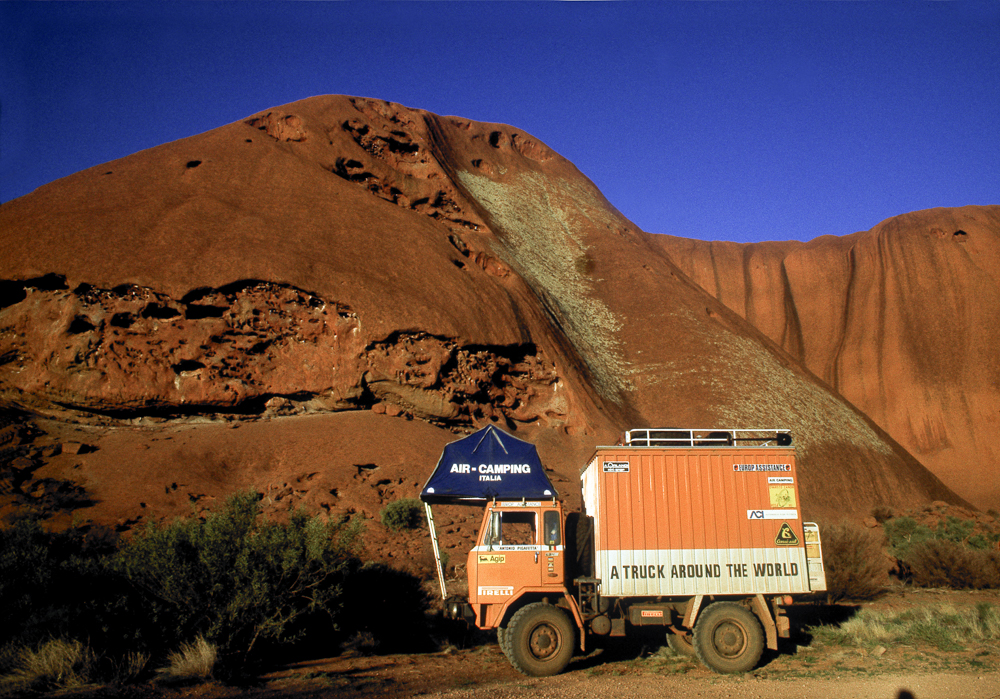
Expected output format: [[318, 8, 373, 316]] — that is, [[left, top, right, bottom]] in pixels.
[[497, 626, 511, 659], [666, 628, 696, 657], [506, 603, 574, 676], [693, 602, 764, 674]]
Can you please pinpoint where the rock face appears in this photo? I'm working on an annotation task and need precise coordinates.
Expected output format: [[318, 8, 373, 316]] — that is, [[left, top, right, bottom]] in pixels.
[[652, 206, 1000, 511], [0, 95, 973, 539]]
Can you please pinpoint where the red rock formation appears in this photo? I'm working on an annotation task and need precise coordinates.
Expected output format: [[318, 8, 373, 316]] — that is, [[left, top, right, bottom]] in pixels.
[[652, 206, 1000, 510], [0, 96, 967, 538]]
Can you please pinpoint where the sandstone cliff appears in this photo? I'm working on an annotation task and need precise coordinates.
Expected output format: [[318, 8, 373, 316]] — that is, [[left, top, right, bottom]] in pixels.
[[0, 96, 968, 540], [652, 206, 1000, 510]]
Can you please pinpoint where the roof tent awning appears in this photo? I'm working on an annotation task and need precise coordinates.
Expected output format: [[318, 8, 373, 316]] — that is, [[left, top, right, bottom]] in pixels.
[[420, 424, 557, 504]]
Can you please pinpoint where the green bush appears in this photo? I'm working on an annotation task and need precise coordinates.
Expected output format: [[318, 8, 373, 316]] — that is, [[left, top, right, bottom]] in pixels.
[[1, 490, 449, 681], [817, 521, 887, 601], [882, 514, 1000, 589], [380, 499, 425, 531], [115, 490, 364, 667]]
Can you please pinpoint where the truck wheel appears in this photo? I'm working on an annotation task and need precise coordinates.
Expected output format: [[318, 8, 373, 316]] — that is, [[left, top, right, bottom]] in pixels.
[[666, 628, 696, 657], [506, 603, 575, 676], [497, 626, 511, 659], [693, 602, 764, 674]]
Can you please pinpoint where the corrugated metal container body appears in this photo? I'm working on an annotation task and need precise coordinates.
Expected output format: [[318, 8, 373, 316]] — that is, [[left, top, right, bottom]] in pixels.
[[582, 447, 810, 596]]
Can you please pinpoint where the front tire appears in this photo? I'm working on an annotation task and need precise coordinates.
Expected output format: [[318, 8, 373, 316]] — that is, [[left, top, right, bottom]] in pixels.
[[497, 626, 511, 659], [693, 602, 764, 674], [506, 603, 575, 676]]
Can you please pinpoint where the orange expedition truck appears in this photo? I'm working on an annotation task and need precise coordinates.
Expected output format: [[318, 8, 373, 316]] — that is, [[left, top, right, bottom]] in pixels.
[[420, 425, 827, 677]]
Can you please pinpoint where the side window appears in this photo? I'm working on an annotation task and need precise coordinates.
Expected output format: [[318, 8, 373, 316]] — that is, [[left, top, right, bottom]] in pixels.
[[484, 511, 502, 548], [543, 510, 561, 547], [501, 512, 537, 545], [482, 510, 538, 547]]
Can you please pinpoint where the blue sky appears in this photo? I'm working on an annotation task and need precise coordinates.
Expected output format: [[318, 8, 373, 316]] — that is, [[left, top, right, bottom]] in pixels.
[[1, 1, 997, 243]]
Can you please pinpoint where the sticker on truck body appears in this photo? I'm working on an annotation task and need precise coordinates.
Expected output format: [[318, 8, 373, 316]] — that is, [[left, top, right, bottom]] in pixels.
[[733, 463, 791, 472], [775, 522, 799, 546], [478, 586, 514, 597], [603, 461, 630, 472], [768, 476, 794, 484], [769, 485, 797, 508], [478, 554, 506, 564], [748, 509, 799, 519]]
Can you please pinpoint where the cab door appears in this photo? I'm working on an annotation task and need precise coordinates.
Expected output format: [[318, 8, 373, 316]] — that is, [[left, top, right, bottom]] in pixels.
[[470, 506, 542, 611]]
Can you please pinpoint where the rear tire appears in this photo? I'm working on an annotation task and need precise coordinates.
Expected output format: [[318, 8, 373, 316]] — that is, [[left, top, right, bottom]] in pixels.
[[693, 602, 764, 674], [506, 603, 575, 676], [666, 628, 696, 657]]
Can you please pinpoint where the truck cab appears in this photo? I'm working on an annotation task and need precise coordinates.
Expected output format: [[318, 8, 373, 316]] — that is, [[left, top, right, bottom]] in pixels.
[[467, 501, 568, 628]]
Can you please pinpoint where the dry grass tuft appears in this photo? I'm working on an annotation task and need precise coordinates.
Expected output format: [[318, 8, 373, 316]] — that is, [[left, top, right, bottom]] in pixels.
[[812, 602, 1000, 652], [3, 638, 94, 691], [157, 636, 217, 682]]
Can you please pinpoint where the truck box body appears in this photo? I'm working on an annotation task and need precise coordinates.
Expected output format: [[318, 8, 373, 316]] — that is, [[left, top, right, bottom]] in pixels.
[[582, 445, 819, 597]]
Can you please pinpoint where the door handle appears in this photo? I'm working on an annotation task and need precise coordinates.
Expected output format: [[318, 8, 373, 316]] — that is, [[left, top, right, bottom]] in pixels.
[[534, 552, 538, 563]]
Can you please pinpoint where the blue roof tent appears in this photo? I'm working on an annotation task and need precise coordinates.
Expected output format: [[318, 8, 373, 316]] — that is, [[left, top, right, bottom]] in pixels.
[[420, 424, 558, 503]]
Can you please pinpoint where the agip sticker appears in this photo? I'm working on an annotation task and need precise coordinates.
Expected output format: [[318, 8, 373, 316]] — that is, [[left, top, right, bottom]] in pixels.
[[478, 554, 506, 564]]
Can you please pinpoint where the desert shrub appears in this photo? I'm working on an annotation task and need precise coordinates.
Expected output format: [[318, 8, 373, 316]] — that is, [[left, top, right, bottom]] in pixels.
[[114, 490, 364, 668], [339, 562, 433, 653], [380, 498, 425, 531], [905, 539, 1000, 589], [0, 515, 135, 655], [882, 516, 936, 559], [817, 520, 888, 601], [882, 513, 1000, 589]]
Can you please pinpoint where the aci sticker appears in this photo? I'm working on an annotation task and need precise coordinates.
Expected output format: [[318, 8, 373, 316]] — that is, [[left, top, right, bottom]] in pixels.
[[775, 522, 800, 546], [603, 461, 630, 473], [769, 485, 797, 508], [478, 554, 506, 564], [748, 509, 799, 520]]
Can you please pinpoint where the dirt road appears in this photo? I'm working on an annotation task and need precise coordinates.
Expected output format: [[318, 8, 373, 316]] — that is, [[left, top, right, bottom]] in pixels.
[[428, 670, 1000, 699]]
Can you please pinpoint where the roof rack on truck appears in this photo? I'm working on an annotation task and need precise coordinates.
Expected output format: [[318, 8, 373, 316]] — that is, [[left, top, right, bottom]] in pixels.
[[621, 428, 792, 448]]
